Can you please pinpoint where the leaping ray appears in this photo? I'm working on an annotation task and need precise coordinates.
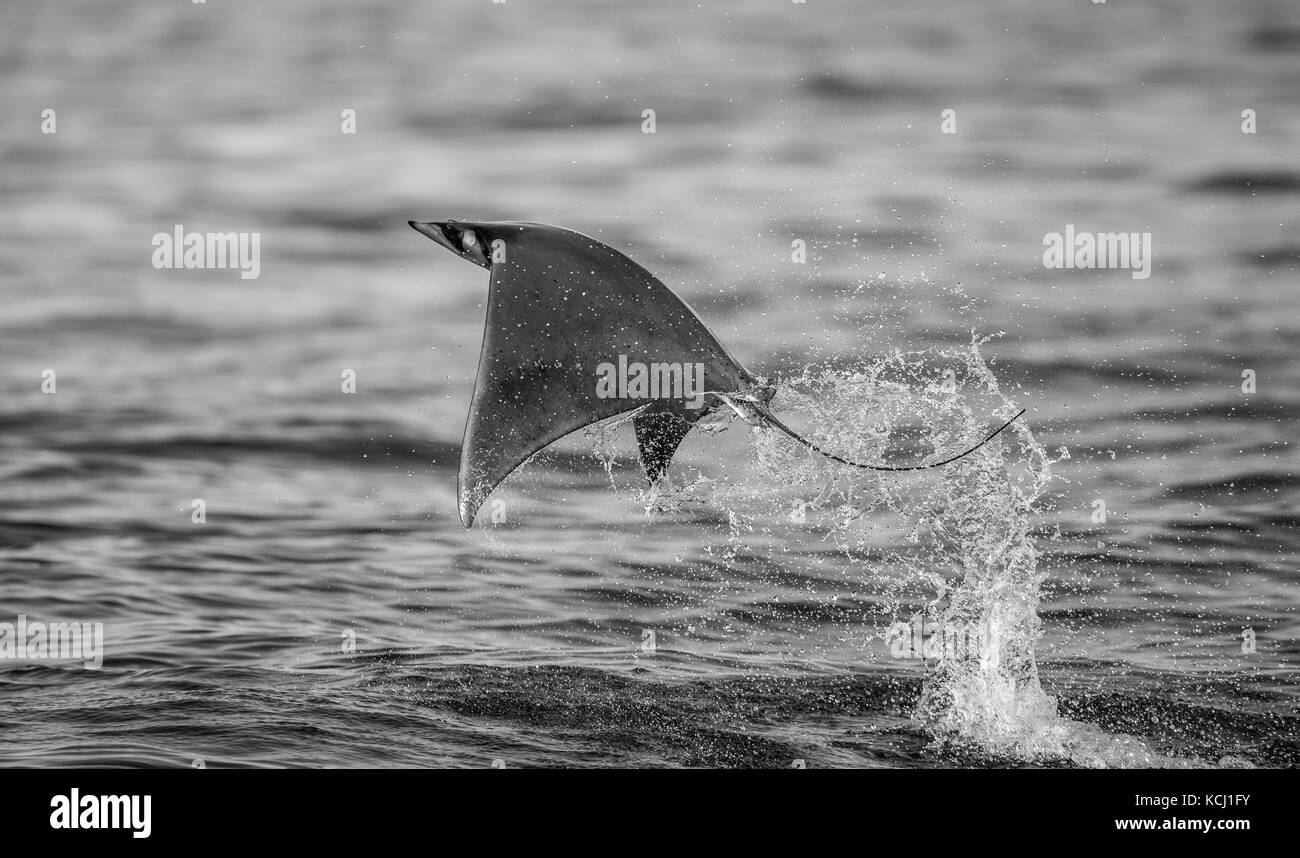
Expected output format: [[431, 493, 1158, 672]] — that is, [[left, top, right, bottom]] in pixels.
[[410, 219, 1024, 527], [409, 219, 768, 527]]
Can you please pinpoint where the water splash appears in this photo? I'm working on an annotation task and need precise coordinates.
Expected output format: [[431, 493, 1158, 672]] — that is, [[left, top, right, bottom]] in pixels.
[[740, 337, 1054, 743], [630, 334, 1226, 766], [760, 338, 1253, 766]]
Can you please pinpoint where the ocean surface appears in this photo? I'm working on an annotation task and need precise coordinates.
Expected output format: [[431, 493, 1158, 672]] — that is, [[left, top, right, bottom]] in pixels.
[[0, 0, 1296, 767]]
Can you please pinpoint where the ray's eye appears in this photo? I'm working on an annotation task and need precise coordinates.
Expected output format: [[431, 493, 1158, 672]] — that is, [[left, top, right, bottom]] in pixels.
[[461, 229, 479, 251]]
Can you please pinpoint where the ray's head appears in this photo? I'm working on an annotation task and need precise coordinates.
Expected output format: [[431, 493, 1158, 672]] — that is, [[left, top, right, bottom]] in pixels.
[[408, 219, 493, 269]]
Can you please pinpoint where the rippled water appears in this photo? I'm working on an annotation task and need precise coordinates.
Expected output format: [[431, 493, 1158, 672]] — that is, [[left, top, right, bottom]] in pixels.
[[1, 0, 1296, 767]]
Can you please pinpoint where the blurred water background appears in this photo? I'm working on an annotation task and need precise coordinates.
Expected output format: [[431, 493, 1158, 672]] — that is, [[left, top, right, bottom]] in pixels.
[[0, 0, 1296, 767]]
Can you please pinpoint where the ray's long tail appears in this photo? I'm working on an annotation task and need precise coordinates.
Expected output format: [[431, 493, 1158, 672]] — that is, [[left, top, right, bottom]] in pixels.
[[720, 394, 1026, 472]]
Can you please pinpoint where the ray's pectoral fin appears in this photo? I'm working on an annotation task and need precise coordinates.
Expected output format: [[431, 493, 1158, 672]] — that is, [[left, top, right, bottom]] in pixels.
[[633, 400, 716, 484]]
